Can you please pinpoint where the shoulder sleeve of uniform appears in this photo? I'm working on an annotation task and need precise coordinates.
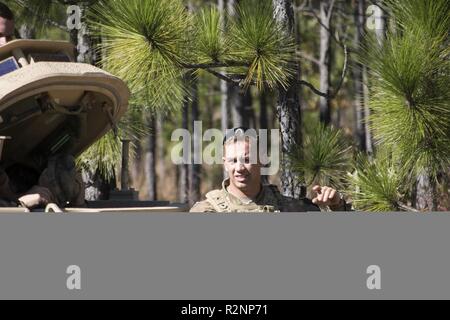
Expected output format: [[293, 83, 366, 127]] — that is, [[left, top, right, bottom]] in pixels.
[[189, 199, 217, 213]]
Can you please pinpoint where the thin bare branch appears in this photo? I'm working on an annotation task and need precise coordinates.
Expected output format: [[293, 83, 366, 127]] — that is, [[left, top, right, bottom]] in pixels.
[[298, 80, 328, 98], [297, 44, 348, 99], [300, 4, 350, 51], [327, 0, 337, 22], [203, 68, 243, 88], [330, 44, 348, 98]]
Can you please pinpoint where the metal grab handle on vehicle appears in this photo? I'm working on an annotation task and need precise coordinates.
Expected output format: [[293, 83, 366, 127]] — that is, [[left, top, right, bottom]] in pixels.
[[45, 203, 64, 213]]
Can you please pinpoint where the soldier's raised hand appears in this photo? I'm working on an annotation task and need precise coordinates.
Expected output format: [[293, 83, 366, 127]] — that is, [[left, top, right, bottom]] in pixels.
[[311, 185, 342, 207]]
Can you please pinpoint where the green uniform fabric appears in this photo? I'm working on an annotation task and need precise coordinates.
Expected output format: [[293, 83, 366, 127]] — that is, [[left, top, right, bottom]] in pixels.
[[190, 179, 328, 213], [0, 154, 85, 208]]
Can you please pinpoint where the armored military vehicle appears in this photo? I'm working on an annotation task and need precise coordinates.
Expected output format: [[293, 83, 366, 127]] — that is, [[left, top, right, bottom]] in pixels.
[[0, 39, 186, 213]]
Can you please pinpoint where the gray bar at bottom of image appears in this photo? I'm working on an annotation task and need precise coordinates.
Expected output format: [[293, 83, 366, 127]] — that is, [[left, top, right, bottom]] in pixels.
[[0, 212, 449, 300]]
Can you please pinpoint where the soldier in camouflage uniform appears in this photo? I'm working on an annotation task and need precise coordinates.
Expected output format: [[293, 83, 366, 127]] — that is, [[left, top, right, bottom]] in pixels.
[[0, 154, 85, 209], [190, 127, 350, 213], [0, 3, 15, 47]]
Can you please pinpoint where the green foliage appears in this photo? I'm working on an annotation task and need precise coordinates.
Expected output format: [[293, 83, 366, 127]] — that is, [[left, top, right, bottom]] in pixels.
[[290, 123, 352, 189], [77, 112, 146, 181], [193, 6, 228, 63], [347, 150, 404, 212], [77, 131, 121, 181], [360, 0, 450, 180], [89, 0, 298, 110], [14, 0, 53, 26], [385, 0, 450, 40], [90, 0, 190, 113], [228, 0, 295, 90]]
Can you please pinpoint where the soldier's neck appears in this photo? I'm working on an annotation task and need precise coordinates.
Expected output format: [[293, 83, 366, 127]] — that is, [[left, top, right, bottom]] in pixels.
[[227, 183, 262, 200]]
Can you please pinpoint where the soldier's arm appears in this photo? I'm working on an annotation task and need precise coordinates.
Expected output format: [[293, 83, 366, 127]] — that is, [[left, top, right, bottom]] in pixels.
[[18, 185, 56, 209], [0, 168, 16, 200], [189, 200, 217, 213]]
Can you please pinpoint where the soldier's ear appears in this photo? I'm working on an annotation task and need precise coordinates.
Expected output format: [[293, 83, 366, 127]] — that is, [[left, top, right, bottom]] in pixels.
[[222, 157, 227, 168]]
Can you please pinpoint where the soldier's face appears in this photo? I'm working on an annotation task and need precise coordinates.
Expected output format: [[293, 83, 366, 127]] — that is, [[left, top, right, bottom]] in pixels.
[[223, 140, 261, 191], [0, 17, 14, 46]]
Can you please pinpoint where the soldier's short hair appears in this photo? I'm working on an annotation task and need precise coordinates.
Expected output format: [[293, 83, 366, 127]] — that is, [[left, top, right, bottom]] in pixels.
[[0, 2, 14, 20], [222, 127, 262, 165], [222, 127, 259, 146]]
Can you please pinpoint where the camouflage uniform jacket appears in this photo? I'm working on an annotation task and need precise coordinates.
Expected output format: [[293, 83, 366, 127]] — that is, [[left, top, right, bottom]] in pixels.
[[0, 154, 85, 208], [190, 179, 350, 213]]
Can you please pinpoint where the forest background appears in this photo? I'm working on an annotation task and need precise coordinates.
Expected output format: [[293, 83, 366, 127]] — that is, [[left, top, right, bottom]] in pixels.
[[4, 0, 449, 211]]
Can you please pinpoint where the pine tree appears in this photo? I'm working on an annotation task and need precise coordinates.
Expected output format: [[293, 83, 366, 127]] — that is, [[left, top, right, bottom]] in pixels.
[[354, 0, 450, 211]]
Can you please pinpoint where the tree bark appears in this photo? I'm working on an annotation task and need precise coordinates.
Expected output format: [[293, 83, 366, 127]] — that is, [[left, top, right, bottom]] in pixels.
[[225, 0, 256, 130], [146, 116, 157, 201], [219, 0, 231, 179], [353, 0, 368, 152], [83, 170, 115, 201], [231, 89, 253, 128], [259, 90, 268, 130], [218, 0, 229, 134], [273, 0, 303, 198], [67, 4, 94, 64], [156, 113, 165, 193], [179, 83, 190, 203], [374, 0, 386, 45], [415, 173, 438, 212], [19, 24, 36, 39], [189, 77, 201, 206], [319, 1, 332, 125], [72, 4, 112, 200]]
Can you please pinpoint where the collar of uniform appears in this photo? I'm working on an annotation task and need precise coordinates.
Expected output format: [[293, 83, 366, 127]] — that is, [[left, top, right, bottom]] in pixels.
[[222, 179, 265, 205]]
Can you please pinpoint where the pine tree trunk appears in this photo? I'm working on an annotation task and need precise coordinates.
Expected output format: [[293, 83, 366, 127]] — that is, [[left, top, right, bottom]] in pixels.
[[179, 85, 190, 203], [75, 4, 94, 64], [226, 0, 252, 129], [363, 63, 373, 154], [189, 84, 201, 206], [415, 173, 438, 212], [218, 0, 229, 134], [319, 1, 332, 125], [259, 90, 268, 130], [230, 85, 245, 127], [156, 113, 165, 194], [244, 90, 257, 129], [83, 170, 115, 201], [19, 24, 35, 39], [146, 116, 157, 201], [219, 0, 231, 179], [232, 90, 253, 128], [353, 0, 368, 152], [220, 81, 229, 130], [71, 4, 112, 200], [273, 0, 303, 198], [374, 0, 386, 45]]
